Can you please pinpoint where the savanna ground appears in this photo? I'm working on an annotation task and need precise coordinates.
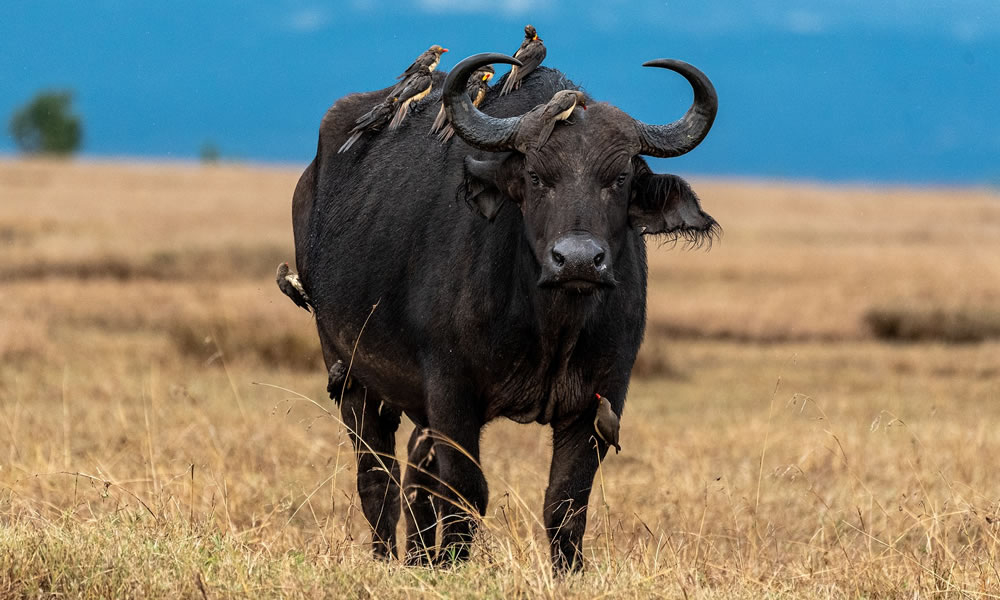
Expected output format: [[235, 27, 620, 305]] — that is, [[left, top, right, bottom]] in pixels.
[[1, 158, 999, 598]]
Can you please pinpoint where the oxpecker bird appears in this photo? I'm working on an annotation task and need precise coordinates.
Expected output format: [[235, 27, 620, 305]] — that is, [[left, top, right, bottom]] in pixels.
[[276, 262, 311, 312], [593, 393, 621, 453], [494, 89, 589, 152], [388, 68, 433, 129], [338, 96, 398, 153], [499, 24, 546, 95], [394, 44, 449, 90], [430, 65, 494, 142], [535, 89, 587, 148]]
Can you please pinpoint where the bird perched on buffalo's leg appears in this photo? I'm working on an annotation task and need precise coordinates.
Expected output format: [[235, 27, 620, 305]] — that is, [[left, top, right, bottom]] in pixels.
[[338, 95, 398, 153], [499, 24, 546, 96], [327, 359, 350, 404], [388, 67, 433, 130], [593, 393, 621, 453], [393, 44, 448, 93], [276, 262, 312, 312], [430, 65, 494, 143]]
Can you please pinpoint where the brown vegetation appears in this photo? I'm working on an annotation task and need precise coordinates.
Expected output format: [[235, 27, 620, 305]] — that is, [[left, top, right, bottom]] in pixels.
[[1, 159, 999, 597]]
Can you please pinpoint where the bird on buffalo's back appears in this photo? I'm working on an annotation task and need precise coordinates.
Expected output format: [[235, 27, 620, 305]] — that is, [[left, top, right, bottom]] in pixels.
[[338, 95, 398, 153], [388, 67, 434, 129], [499, 24, 546, 96], [430, 65, 494, 142], [393, 44, 448, 93]]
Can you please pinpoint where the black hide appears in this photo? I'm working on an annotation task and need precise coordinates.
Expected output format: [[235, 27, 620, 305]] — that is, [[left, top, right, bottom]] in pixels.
[[291, 65, 717, 571]]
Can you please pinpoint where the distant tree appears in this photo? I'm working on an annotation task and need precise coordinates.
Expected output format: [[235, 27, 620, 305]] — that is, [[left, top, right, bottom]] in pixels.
[[8, 90, 83, 156], [199, 141, 220, 163]]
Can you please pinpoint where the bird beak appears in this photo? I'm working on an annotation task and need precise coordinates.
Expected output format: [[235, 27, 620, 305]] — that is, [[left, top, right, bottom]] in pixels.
[[442, 48, 449, 52], [534, 35, 540, 41]]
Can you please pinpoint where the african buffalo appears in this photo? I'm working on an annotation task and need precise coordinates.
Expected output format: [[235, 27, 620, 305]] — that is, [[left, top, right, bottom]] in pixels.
[[289, 52, 718, 571]]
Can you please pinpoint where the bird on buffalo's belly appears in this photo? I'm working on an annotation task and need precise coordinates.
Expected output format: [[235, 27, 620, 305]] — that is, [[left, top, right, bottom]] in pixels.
[[500, 24, 546, 96], [388, 67, 434, 130], [338, 95, 398, 153], [594, 393, 621, 453], [276, 262, 312, 312], [430, 65, 494, 142], [393, 44, 448, 93]]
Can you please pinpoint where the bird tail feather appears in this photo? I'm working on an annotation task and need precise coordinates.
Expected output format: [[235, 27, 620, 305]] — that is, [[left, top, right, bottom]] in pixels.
[[429, 103, 447, 134], [338, 131, 363, 154], [499, 66, 519, 96]]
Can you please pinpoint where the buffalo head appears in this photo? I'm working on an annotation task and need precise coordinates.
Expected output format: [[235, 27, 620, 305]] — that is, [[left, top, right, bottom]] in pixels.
[[446, 53, 719, 292]]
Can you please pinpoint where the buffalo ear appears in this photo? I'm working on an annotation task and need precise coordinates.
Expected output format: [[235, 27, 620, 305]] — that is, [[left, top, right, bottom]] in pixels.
[[459, 154, 524, 221], [629, 170, 719, 243]]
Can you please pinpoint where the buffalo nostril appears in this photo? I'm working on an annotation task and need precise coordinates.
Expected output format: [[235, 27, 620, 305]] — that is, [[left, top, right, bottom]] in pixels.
[[593, 252, 605, 267], [551, 249, 566, 267]]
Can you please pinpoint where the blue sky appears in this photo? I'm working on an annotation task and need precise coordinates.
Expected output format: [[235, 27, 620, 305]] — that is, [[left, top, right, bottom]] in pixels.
[[2, 1, 999, 183]]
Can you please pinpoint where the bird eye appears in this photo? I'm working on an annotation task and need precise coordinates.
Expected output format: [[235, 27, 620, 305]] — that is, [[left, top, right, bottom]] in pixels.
[[528, 171, 540, 186]]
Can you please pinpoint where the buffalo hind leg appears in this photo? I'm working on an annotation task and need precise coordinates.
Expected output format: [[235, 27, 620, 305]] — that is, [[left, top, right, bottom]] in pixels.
[[402, 426, 439, 565], [544, 411, 612, 572], [426, 384, 487, 565], [340, 386, 402, 559]]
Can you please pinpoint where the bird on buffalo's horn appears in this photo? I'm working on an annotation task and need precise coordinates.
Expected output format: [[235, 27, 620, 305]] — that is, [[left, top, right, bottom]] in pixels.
[[499, 24, 546, 96], [535, 89, 587, 148], [388, 67, 433, 129], [593, 393, 621, 453], [480, 89, 588, 152], [392, 44, 448, 93], [338, 95, 398, 153], [276, 262, 312, 312], [430, 65, 494, 143]]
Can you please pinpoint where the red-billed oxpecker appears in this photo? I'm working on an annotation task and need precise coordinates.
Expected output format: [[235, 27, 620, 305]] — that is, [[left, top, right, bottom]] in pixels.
[[430, 65, 495, 143], [393, 44, 448, 93], [594, 394, 621, 453], [499, 24, 546, 95], [388, 67, 434, 129]]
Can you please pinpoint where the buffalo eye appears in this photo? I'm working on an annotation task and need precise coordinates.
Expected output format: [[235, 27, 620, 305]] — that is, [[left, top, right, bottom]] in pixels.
[[528, 171, 541, 186], [612, 172, 629, 189]]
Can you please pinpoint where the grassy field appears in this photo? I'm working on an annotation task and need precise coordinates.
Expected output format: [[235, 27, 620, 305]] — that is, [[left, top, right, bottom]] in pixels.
[[1, 158, 999, 598]]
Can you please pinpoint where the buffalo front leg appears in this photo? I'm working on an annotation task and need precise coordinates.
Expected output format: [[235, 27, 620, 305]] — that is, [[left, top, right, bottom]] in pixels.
[[544, 411, 613, 572], [426, 386, 487, 565], [402, 426, 439, 565], [340, 386, 402, 559]]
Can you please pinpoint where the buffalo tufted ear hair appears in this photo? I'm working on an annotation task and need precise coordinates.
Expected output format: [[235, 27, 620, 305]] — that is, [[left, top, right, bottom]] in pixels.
[[458, 153, 525, 221], [628, 161, 720, 246]]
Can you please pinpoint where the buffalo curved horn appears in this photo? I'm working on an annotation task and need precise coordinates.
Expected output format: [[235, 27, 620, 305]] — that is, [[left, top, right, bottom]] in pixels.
[[633, 59, 718, 158], [443, 53, 524, 152]]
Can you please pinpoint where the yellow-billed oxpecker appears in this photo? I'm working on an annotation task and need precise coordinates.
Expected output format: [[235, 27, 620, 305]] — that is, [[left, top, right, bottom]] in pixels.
[[499, 24, 546, 95], [430, 65, 494, 142]]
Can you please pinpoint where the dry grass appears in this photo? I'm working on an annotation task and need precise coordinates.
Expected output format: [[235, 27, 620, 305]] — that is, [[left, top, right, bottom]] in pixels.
[[2, 158, 1000, 598]]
